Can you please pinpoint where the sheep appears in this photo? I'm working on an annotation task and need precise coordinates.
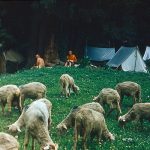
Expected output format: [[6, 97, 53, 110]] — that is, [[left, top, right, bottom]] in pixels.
[[8, 98, 58, 150], [56, 102, 105, 135], [0, 132, 19, 150], [93, 88, 121, 117], [0, 84, 21, 114], [118, 103, 150, 127], [115, 81, 142, 105], [74, 108, 115, 150], [19, 82, 47, 108], [60, 74, 79, 98]]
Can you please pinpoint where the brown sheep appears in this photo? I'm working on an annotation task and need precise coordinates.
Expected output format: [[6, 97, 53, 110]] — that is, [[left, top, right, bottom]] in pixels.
[[56, 102, 104, 135], [74, 108, 115, 150], [93, 88, 121, 117], [115, 81, 142, 105], [19, 82, 47, 108], [60, 74, 79, 98], [118, 103, 150, 127], [0, 132, 19, 150], [0, 84, 21, 114]]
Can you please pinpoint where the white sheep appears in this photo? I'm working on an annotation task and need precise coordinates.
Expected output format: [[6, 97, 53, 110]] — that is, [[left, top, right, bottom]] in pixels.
[[56, 102, 105, 135], [115, 81, 142, 105], [60, 74, 79, 98], [8, 98, 58, 150], [93, 88, 121, 117], [74, 108, 115, 150], [0, 84, 21, 114], [118, 103, 150, 127], [19, 82, 47, 107], [0, 132, 19, 150]]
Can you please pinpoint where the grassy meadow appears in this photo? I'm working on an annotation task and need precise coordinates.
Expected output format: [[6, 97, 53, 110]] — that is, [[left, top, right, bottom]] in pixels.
[[0, 67, 150, 150]]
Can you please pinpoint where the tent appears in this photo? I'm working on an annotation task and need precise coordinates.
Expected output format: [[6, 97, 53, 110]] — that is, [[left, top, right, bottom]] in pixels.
[[3, 49, 24, 73], [143, 46, 150, 61], [85, 46, 115, 61], [4, 49, 24, 63], [107, 46, 147, 73]]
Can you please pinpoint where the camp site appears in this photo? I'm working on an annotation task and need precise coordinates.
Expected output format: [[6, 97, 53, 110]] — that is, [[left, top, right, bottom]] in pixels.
[[0, 1, 150, 150]]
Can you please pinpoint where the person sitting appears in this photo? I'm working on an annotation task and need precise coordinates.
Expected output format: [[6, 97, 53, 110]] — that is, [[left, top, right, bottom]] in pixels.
[[33, 54, 45, 68], [65, 50, 77, 67]]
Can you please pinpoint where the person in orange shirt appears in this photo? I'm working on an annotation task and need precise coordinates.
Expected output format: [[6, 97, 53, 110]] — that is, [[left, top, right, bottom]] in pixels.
[[65, 50, 77, 67]]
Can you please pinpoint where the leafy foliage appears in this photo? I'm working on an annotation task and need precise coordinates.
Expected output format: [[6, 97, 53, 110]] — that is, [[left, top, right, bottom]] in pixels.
[[0, 67, 150, 149]]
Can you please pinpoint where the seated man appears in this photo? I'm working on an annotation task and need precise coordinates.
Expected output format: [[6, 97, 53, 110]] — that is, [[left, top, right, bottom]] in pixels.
[[65, 50, 77, 67], [34, 54, 45, 68]]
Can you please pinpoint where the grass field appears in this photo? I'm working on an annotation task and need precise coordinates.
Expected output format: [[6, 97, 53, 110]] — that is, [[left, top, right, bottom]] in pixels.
[[0, 67, 150, 150]]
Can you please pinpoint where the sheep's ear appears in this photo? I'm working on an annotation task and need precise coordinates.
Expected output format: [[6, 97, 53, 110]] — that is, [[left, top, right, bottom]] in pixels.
[[63, 124, 67, 130], [123, 119, 125, 122]]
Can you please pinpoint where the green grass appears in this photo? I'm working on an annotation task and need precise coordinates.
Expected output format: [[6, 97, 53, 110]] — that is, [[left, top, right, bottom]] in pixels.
[[0, 67, 150, 150]]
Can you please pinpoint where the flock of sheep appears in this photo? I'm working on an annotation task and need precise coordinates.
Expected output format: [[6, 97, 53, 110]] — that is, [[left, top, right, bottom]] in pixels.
[[0, 73, 150, 150]]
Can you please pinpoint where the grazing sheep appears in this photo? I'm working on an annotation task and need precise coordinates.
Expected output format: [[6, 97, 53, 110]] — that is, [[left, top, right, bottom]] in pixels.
[[115, 81, 142, 105], [74, 108, 115, 150], [0, 84, 21, 114], [0, 132, 19, 150], [56, 102, 105, 135], [60, 74, 79, 98], [118, 103, 150, 127], [8, 98, 58, 150], [19, 82, 47, 107], [93, 88, 121, 117]]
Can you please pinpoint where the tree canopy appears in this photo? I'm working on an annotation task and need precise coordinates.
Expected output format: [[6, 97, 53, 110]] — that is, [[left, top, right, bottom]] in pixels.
[[0, 0, 150, 64]]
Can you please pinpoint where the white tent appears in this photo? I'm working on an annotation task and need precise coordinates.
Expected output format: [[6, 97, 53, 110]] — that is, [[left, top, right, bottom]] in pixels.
[[143, 46, 150, 61], [107, 46, 147, 73], [85, 46, 115, 61]]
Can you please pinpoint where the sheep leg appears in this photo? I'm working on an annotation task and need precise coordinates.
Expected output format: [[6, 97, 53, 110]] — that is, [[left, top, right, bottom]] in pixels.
[[82, 128, 87, 150], [1, 103, 5, 114], [133, 95, 137, 104], [31, 137, 35, 150], [24, 129, 30, 150], [21, 95, 25, 108], [7, 96, 12, 114], [74, 121, 79, 150], [65, 84, 69, 98]]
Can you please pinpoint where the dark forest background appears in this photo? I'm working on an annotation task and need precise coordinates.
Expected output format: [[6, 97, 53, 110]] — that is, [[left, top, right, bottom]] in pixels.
[[0, 0, 150, 70]]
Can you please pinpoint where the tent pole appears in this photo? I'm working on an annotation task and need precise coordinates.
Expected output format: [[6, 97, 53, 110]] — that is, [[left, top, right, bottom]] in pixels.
[[134, 47, 138, 72]]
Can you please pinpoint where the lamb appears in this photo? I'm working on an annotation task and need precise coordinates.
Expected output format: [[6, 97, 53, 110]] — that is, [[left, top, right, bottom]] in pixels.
[[93, 88, 121, 117], [0, 132, 20, 150], [8, 98, 58, 150], [118, 103, 150, 127], [60, 74, 79, 98], [115, 81, 142, 105], [19, 82, 47, 107], [56, 102, 105, 135], [74, 108, 115, 150], [0, 84, 21, 114]]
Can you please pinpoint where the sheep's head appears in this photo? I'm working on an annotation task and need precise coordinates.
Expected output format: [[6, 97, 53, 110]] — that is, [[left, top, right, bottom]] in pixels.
[[8, 124, 21, 133], [72, 85, 80, 94], [108, 132, 115, 141], [42, 143, 58, 150], [93, 96, 99, 102], [118, 116, 126, 127], [56, 123, 67, 135]]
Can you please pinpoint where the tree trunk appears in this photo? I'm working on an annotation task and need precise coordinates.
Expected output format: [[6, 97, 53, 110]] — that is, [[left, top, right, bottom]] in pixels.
[[0, 52, 6, 73], [44, 34, 59, 66]]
